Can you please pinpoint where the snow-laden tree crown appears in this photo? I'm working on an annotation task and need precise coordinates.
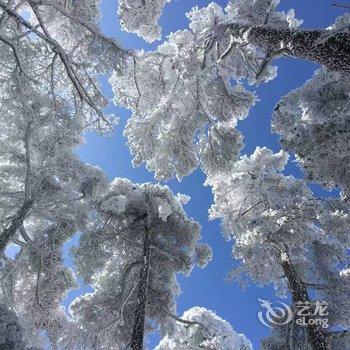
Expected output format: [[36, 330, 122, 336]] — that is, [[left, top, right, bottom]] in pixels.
[[0, 80, 108, 346], [208, 147, 350, 349], [111, 0, 349, 181], [111, 0, 302, 180], [155, 307, 253, 350], [65, 179, 212, 349], [123, 0, 350, 69]]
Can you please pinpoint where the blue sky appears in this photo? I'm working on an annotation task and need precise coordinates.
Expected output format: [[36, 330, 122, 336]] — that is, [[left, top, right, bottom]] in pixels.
[[67, 1, 346, 348]]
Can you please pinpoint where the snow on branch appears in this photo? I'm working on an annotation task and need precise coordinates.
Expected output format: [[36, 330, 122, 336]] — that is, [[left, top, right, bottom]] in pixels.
[[155, 307, 253, 350], [118, 0, 170, 42]]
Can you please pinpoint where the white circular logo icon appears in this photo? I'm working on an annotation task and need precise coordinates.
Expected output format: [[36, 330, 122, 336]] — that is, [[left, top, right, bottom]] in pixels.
[[258, 298, 293, 328]]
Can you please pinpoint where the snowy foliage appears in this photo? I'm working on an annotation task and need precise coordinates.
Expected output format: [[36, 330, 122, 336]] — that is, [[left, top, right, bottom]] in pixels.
[[340, 267, 350, 278], [111, 1, 349, 182], [273, 67, 350, 196], [0, 0, 123, 132], [155, 307, 252, 350], [224, 0, 302, 27], [118, 0, 170, 42], [68, 179, 212, 349], [0, 221, 78, 348], [0, 77, 108, 254], [0, 62, 107, 348], [208, 147, 350, 332], [209, 147, 313, 285], [110, 41, 257, 180], [111, 0, 305, 179], [261, 323, 314, 350], [112, 1, 350, 181]]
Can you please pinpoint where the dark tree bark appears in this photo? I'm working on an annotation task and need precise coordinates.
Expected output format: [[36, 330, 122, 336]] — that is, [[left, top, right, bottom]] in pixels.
[[130, 225, 152, 350], [280, 251, 329, 350], [224, 23, 350, 71], [0, 198, 33, 253]]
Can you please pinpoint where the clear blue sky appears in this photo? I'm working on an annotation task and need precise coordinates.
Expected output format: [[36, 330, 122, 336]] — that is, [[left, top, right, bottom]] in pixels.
[[66, 1, 346, 348]]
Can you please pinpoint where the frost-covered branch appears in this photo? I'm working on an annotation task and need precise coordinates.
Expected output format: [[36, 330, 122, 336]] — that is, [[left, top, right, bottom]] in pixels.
[[155, 307, 253, 350], [0, 199, 33, 254], [118, 0, 170, 42], [0, 0, 120, 132]]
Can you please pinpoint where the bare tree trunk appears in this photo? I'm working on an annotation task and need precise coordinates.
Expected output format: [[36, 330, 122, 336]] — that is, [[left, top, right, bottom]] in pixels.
[[0, 198, 33, 253], [280, 251, 329, 350], [130, 226, 151, 350], [224, 23, 350, 71]]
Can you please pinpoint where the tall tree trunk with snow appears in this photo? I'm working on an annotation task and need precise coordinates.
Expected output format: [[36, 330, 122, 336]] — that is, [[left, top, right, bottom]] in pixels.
[[130, 224, 152, 350], [280, 249, 329, 350], [224, 24, 350, 72]]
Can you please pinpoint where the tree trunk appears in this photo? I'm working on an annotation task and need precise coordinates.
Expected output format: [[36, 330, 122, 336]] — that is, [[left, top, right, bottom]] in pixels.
[[225, 23, 350, 72], [0, 199, 33, 254], [130, 226, 152, 350], [280, 251, 329, 350]]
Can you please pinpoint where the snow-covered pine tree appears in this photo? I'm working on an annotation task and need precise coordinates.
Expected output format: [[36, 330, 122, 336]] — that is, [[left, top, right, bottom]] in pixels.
[[208, 147, 350, 350], [68, 179, 212, 349], [0, 77, 109, 347]]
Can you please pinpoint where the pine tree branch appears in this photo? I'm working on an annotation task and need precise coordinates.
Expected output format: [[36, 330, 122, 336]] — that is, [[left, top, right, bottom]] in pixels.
[[332, 3, 350, 9], [0, 35, 32, 80]]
